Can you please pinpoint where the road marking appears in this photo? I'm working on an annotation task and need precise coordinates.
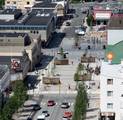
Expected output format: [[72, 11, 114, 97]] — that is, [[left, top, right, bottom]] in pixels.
[[40, 102, 46, 105]]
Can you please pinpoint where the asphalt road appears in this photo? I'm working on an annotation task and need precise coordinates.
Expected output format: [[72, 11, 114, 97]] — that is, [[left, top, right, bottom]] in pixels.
[[33, 94, 76, 120]]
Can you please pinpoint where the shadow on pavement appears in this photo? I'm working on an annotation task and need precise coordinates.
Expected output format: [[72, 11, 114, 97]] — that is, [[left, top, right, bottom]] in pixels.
[[46, 32, 66, 48], [86, 115, 97, 119], [24, 75, 39, 90], [35, 55, 54, 70], [86, 108, 99, 112]]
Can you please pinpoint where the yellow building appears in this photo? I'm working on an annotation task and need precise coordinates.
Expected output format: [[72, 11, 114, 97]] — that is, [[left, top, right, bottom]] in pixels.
[[5, 0, 35, 9]]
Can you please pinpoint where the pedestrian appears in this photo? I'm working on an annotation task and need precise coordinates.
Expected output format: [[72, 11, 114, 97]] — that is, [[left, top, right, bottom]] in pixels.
[[71, 61, 73, 65], [68, 85, 71, 90]]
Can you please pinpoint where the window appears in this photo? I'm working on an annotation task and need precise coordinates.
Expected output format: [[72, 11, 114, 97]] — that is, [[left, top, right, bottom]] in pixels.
[[107, 103, 113, 109], [107, 91, 113, 96], [107, 79, 113, 85], [27, 1, 30, 5], [7, 1, 10, 4], [13, 1, 16, 4]]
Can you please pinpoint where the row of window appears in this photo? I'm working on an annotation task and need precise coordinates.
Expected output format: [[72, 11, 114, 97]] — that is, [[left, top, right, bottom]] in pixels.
[[0, 26, 47, 30], [7, 1, 30, 5]]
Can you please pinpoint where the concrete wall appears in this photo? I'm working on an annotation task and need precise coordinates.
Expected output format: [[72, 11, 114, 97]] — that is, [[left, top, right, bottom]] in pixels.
[[108, 30, 123, 45], [0, 36, 25, 46]]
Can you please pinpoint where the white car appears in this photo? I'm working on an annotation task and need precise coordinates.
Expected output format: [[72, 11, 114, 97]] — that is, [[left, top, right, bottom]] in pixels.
[[75, 29, 85, 35], [37, 114, 45, 120]]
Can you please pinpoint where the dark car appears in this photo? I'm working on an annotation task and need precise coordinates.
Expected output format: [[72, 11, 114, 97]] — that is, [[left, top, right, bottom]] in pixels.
[[27, 117, 32, 120], [42, 110, 50, 117], [66, 22, 71, 26], [33, 105, 41, 111]]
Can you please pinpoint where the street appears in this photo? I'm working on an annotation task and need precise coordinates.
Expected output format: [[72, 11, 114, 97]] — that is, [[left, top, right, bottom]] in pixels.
[[28, 3, 104, 120], [33, 94, 76, 120]]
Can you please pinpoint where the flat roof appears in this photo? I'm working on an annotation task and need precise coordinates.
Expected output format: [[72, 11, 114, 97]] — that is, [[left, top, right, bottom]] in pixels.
[[108, 16, 123, 29], [0, 9, 54, 26], [0, 9, 22, 15], [0, 33, 27, 37], [33, 2, 57, 8], [0, 41, 35, 54]]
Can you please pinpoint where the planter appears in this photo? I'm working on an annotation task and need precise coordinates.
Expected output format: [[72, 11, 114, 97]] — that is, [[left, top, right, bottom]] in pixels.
[[54, 59, 69, 65], [81, 56, 95, 63], [43, 77, 60, 85]]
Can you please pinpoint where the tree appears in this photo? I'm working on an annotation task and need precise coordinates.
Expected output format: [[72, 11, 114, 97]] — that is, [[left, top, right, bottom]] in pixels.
[[77, 63, 84, 75], [0, 80, 28, 120], [86, 14, 94, 27], [0, 0, 4, 7], [72, 83, 88, 120]]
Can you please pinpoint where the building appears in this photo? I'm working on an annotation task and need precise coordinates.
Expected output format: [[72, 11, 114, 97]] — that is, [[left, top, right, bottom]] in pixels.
[[0, 33, 42, 79], [33, 1, 69, 17], [107, 16, 123, 45], [100, 15, 123, 120], [0, 65, 10, 110], [0, 9, 56, 46], [93, 5, 112, 25], [5, 0, 35, 9]]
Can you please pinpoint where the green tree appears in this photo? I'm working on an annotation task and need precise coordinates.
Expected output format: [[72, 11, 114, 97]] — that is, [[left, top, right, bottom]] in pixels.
[[86, 14, 94, 27], [72, 83, 88, 120], [0, 0, 4, 7], [77, 63, 85, 75], [0, 80, 28, 120]]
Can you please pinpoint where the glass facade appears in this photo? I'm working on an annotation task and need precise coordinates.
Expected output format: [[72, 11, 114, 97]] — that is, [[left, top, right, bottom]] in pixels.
[[0, 25, 47, 30]]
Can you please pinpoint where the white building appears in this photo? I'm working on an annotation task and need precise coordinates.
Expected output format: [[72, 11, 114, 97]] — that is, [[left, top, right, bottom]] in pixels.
[[100, 61, 123, 120], [100, 16, 123, 120], [107, 16, 123, 45]]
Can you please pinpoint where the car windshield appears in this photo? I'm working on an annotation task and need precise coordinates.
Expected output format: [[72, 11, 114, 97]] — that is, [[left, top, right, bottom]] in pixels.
[[42, 111, 47, 113]]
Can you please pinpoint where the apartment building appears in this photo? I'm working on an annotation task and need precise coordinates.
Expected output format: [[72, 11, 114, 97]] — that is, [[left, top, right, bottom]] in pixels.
[[100, 16, 123, 120]]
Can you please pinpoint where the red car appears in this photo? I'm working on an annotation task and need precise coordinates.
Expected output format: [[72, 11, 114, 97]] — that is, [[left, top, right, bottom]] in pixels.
[[47, 100, 55, 106], [63, 112, 72, 118]]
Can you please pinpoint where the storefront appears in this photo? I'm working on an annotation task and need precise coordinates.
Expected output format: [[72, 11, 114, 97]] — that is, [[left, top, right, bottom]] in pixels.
[[101, 112, 115, 120]]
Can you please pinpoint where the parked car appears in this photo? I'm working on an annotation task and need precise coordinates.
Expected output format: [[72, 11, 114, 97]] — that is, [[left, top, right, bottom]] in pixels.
[[37, 114, 45, 120], [63, 112, 72, 118], [61, 102, 70, 109], [66, 22, 71, 26], [42, 110, 50, 117], [47, 100, 55, 106]]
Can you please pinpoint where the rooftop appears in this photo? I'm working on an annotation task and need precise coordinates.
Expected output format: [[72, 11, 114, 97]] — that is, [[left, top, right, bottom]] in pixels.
[[33, 2, 57, 8], [105, 40, 123, 64], [108, 16, 123, 29], [0, 9, 54, 26], [0, 9, 22, 15], [0, 65, 9, 80]]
